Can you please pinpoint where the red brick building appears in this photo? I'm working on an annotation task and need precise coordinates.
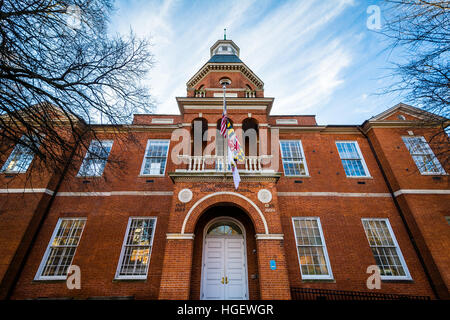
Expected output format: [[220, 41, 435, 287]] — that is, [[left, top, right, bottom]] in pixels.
[[0, 39, 449, 300]]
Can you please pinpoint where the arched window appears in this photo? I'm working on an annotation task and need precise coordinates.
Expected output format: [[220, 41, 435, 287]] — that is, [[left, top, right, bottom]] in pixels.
[[242, 118, 258, 157], [245, 84, 255, 98], [195, 85, 206, 97], [191, 118, 208, 156], [207, 221, 242, 236]]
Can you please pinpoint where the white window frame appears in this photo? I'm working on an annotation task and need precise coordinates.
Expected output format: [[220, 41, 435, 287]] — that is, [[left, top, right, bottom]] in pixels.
[[279, 140, 309, 177], [77, 140, 113, 177], [139, 140, 170, 176], [335, 141, 371, 178], [361, 218, 412, 281], [402, 136, 446, 175], [115, 217, 157, 280], [1, 136, 38, 173], [35, 218, 86, 281], [291, 217, 334, 280]]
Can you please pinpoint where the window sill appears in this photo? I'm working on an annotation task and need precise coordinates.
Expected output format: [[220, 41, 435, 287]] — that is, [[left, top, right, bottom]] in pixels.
[[113, 277, 147, 282], [345, 176, 373, 179], [33, 278, 66, 283], [284, 175, 311, 178], [76, 175, 103, 178], [381, 276, 413, 282], [301, 278, 336, 283], [138, 174, 165, 177], [420, 172, 448, 176], [1, 171, 25, 175]]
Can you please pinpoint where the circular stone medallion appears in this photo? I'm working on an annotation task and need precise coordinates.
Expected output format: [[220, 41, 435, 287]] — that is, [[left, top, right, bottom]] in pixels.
[[257, 189, 272, 204], [178, 189, 193, 203]]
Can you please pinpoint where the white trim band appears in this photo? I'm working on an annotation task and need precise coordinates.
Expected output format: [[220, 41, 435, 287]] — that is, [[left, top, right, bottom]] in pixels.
[[393, 189, 450, 197], [166, 233, 195, 240], [277, 192, 391, 198], [56, 191, 173, 197], [0, 188, 54, 196], [255, 234, 284, 240]]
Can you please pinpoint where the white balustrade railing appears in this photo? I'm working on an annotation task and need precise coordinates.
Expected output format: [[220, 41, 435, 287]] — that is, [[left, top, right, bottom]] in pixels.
[[177, 155, 273, 173]]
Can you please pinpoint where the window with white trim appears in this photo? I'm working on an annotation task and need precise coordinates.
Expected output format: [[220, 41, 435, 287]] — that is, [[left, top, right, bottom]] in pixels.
[[115, 217, 156, 279], [140, 140, 170, 175], [1, 136, 38, 173], [77, 140, 113, 177], [35, 218, 86, 280], [362, 218, 411, 280], [402, 136, 446, 175], [336, 141, 370, 177], [292, 217, 333, 279], [280, 140, 309, 176]]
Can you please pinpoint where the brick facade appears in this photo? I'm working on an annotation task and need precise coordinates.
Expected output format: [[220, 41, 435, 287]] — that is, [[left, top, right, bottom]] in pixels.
[[0, 39, 448, 300]]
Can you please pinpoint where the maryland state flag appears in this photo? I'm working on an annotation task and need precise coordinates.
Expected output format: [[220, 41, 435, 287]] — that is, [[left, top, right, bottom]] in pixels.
[[226, 119, 245, 163]]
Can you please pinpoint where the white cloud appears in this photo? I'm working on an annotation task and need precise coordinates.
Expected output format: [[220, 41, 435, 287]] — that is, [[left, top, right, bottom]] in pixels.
[[111, 0, 357, 115]]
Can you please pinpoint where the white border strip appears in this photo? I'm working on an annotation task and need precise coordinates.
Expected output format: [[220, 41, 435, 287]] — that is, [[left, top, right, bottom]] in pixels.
[[166, 233, 195, 240], [393, 189, 450, 197], [255, 234, 284, 240], [0, 188, 54, 196], [56, 191, 173, 197], [277, 192, 391, 197]]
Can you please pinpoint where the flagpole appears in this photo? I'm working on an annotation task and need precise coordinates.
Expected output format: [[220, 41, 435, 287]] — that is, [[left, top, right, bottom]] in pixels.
[[220, 78, 230, 171]]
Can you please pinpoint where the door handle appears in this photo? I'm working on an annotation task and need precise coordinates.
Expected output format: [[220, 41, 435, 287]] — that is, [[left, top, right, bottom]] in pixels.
[[221, 277, 224, 284], [225, 276, 228, 284]]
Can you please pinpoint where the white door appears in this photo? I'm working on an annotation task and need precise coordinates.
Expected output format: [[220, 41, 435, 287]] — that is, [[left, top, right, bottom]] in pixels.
[[202, 236, 248, 300]]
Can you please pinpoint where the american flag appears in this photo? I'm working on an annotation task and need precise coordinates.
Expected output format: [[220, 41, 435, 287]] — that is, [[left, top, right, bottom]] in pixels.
[[220, 91, 227, 137], [220, 110, 227, 137]]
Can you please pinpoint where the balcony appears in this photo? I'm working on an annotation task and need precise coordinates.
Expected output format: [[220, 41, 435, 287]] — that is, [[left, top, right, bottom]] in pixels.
[[169, 155, 280, 182]]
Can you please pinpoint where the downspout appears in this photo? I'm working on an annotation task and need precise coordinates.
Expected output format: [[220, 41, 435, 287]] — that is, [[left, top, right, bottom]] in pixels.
[[5, 134, 83, 299], [357, 125, 440, 299]]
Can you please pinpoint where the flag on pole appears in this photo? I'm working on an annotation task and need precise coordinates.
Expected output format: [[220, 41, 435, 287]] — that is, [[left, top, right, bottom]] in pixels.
[[228, 146, 240, 189], [220, 109, 227, 137], [221, 81, 242, 190], [220, 85, 227, 137], [226, 120, 245, 163]]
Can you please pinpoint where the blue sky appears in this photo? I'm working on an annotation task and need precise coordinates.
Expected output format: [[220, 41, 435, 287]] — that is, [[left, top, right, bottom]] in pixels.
[[110, 0, 404, 125]]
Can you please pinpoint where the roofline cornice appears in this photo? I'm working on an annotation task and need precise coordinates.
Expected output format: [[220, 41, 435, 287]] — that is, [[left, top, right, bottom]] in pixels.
[[186, 62, 264, 90], [176, 97, 274, 114], [361, 119, 449, 134]]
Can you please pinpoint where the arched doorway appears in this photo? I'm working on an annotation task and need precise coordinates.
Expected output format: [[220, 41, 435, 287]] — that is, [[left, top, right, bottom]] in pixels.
[[190, 204, 258, 300], [200, 217, 249, 300]]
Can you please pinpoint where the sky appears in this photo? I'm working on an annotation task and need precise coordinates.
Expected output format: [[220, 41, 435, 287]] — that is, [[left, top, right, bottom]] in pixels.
[[110, 0, 404, 125]]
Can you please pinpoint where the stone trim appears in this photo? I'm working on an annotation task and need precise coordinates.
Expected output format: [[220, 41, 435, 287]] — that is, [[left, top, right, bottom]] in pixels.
[[277, 192, 391, 197], [166, 233, 195, 240], [255, 234, 284, 240]]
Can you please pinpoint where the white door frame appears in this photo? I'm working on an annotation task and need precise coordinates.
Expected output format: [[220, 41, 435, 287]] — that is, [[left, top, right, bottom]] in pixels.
[[200, 216, 249, 300]]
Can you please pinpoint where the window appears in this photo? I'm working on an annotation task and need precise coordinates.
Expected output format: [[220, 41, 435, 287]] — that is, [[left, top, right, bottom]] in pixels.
[[207, 221, 242, 235], [336, 141, 370, 177], [140, 140, 170, 175], [115, 218, 157, 279], [35, 218, 86, 280], [292, 217, 333, 279], [402, 136, 445, 175], [77, 140, 113, 177], [362, 219, 411, 280], [280, 140, 309, 176], [1, 136, 38, 173]]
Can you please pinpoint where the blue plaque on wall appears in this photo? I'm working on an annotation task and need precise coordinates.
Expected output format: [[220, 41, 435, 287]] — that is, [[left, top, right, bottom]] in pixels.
[[270, 260, 276, 270]]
